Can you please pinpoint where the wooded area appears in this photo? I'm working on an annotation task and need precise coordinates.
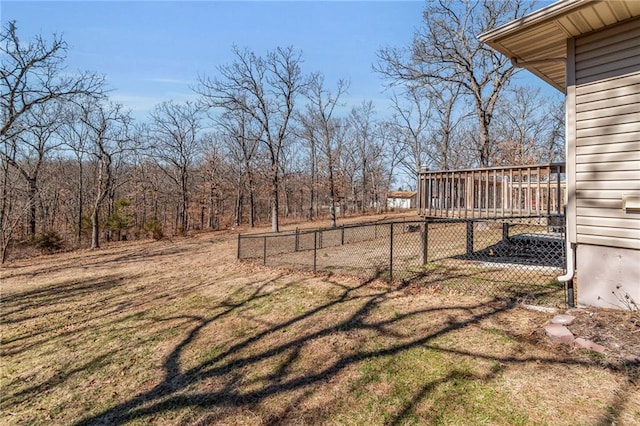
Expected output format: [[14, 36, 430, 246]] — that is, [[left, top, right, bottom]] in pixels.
[[0, 1, 565, 262]]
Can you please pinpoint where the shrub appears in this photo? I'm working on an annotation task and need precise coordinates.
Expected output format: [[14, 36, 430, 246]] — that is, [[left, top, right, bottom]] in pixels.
[[144, 219, 164, 240], [34, 231, 64, 253], [106, 198, 133, 240]]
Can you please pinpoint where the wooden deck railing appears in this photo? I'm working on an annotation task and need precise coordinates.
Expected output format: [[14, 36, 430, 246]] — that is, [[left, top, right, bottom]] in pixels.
[[417, 163, 566, 219]]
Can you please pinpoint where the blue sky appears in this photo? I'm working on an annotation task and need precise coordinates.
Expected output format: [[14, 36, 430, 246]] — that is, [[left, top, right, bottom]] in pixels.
[[3, 1, 558, 123], [3, 0, 437, 121]]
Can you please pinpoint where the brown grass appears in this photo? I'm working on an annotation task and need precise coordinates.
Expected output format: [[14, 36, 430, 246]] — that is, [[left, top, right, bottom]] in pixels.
[[1, 221, 639, 425]]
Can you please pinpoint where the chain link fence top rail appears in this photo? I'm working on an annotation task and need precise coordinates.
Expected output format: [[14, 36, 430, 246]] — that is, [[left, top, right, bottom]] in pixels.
[[238, 216, 568, 307]]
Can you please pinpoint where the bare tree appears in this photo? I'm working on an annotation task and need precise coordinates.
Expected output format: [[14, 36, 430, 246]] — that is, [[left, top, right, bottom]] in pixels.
[[1, 21, 104, 144], [79, 100, 131, 249], [377, 121, 405, 196], [348, 101, 377, 214], [493, 87, 565, 165], [542, 97, 565, 163], [376, 0, 532, 166], [198, 46, 306, 232], [148, 101, 203, 236], [0, 139, 29, 263], [340, 122, 360, 216], [0, 20, 104, 252], [215, 109, 261, 228], [130, 153, 170, 234], [300, 74, 348, 227], [388, 87, 429, 178], [198, 141, 228, 230], [59, 103, 92, 245], [296, 111, 320, 221], [368, 122, 391, 213], [426, 83, 467, 170], [0, 102, 64, 237]]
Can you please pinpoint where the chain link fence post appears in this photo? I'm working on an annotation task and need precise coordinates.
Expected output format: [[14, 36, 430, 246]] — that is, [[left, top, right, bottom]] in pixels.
[[421, 221, 428, 265], [313, 230, 317, 273], [389, 222, 394, 282], [263, 235, 267, 266]]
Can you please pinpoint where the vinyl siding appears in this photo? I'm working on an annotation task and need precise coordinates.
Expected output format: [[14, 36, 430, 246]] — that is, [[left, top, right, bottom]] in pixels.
[[574, 18, 640, 250]]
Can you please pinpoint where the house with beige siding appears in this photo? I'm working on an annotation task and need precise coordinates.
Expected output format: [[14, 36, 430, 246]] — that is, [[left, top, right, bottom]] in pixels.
[[480, 0, 640, 309]]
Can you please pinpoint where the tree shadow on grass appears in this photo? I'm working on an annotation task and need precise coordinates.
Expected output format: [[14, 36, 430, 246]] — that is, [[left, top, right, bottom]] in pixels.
[[1, 268, 253, 360], [3, 253, 635, 425], [2, 237, 224, 280], [2, 270, 280, 413], [6, 350, 118, 405], [1, 274, 152, 357], [70, 268, 638, 426], [1, 275, 125, 319]]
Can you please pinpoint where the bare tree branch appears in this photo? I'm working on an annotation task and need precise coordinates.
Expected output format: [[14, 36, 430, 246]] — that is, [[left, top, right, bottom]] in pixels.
[[198, 46, 306, 232], [1, 21, 105, 144], [375, 0, 534, 166]]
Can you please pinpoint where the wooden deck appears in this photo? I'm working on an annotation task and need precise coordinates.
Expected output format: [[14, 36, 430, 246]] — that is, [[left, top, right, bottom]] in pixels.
[[417, 163, 566, 220]]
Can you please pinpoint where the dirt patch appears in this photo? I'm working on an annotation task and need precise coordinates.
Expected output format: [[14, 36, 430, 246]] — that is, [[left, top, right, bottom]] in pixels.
[[566, 308, 640, 365]]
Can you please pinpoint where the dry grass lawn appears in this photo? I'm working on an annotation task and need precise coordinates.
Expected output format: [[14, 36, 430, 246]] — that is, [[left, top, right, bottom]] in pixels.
[[1, 223, 639, 425]]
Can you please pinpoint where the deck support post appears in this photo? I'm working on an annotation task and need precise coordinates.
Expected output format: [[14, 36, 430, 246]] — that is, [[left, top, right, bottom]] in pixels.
[[466, 221, 474, 255]]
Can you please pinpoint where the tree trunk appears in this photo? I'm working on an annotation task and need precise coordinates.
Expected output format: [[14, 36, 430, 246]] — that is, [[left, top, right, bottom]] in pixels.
[[91, 205, 100, 249], [174, 204, 180, 236], [208, 183, 215, 230], [180, 168, 188, 235], [1, 159, 13, 263], [245, 162, 256, 228], [141, 190, 147, 230], [28, 178, 37, 237], [235, 186, 243, 227], [248, 182, 255, 228], [361, 161, 367, 214], [327, 155, 337, 228], [309, 143, 316, 220], [106, 189, 115, 242], [479, 122, 491, 167], [271, 163, 279, 233], [77, 160, 83, 246]]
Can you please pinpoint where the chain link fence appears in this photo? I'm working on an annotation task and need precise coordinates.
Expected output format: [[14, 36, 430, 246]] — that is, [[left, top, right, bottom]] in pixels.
[[238, 216, 569, 307]]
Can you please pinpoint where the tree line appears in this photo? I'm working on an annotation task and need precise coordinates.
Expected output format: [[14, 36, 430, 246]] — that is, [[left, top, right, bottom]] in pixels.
[[1, 1, 564, 262]]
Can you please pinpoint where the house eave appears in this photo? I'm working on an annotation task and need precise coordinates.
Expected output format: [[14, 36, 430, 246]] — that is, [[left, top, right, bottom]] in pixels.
[[478, 0, 640, 91], [478, 0, 591, 45]]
